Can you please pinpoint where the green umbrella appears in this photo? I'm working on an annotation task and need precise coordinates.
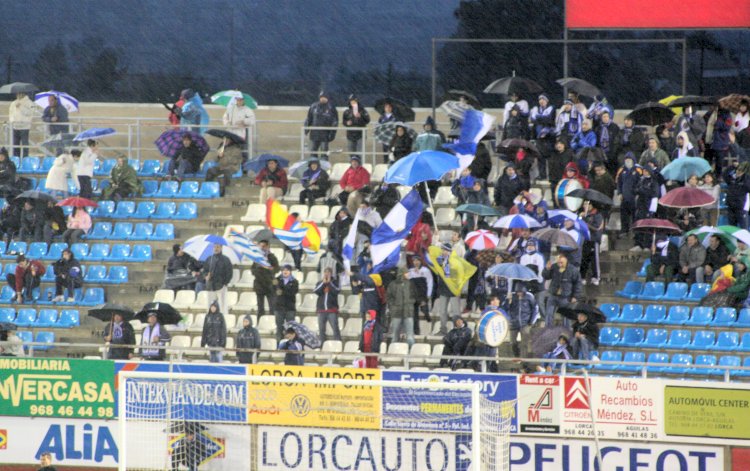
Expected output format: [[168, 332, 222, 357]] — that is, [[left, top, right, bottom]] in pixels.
[[210, 90, 258, 109], [685, 226, 736, 252], [718, 225, 750, 247]]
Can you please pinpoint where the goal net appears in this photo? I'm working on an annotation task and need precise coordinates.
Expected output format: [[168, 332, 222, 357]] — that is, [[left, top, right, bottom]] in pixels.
[[118, 371, 515, 471]]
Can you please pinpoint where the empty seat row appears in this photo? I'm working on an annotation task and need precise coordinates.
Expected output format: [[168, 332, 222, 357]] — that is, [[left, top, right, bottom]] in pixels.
[[616, 281, 710, 302], [596, 350, 748, 376], [141, 180, 219, 199], [600, 326, 750, 352], [1, 242, 151, 262], [0, 308, 80, 327], [14, 330, 56, 351], [0, 286, 104, 306], [92, 200, 198, 220], [86, 222, 174, 241], [601, 303, 750, 327]]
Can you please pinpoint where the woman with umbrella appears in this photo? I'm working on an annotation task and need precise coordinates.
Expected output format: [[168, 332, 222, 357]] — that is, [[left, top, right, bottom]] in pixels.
[[140, 311, 172, 361], [102, 311, 135, 360], [253, 157, 288, 203], [298, 159, 330, 206], [205, 138, 243, 197], [102, 156, 143, 201], [166, 133, 206, 183], [62, 205, 92, 245], [633, 165, 661, 249]]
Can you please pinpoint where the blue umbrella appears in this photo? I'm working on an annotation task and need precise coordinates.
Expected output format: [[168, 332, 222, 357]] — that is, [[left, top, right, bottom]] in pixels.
[[384, 150, 460, 186], [547, 209, 590, 241], [243, 154, 290, 174], [485, 263, 537, 280], [493, 214, 541, 229], [73, 127, 116, 142], [34, 90, 79, 112], [183, 234, 242, 264], [660, 157, 712, 182]]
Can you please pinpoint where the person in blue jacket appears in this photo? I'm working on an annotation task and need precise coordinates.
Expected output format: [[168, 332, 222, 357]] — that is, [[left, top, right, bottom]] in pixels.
[[615, 153, 642, 237], [278, 327, 304, 366], [570, 119, 597, 154], [179, 89, 210, 135]]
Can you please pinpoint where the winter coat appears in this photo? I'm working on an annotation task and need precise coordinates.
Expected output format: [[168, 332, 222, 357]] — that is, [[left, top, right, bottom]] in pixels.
[[236, 317, 261, 364], [360, 318, 385, 353], [141, 322, 171, 360], [723, 168, 750, 210], [254, 166, 288, 193], [45, 205, 67, 233], [466, 188, 491, 206], [13, 260, 45, 291], [216, 144, 243, 174], [167, 253, 198, 274], [77, 148, 98, 177], [328, 214, 352, 255], [52, 255, 82, 283], [0, 158, 16, 187], [405, 219, 432, 255], [542, 264, 582, 300], [502, 292, 537, 330], [651, 242, 679, 272], [634, 173, 659, 211], [412, 131, 444, 152], [8, 95, 35, 130], [66, 208, 90, 232], [173, 143, 205, 173], [679, 243, 706, 269], [103, 320, 135, 360], [389, 133, 413, 161], [570, 129, 597, 152], [222, 104, 256, 139], [201, 304, 227, 348], [638, 148, 670, 169], [548, 148, 575, 184], [386, 275, 416, 319], [305, 101, 338, 142], [563, 162, 590, 189], [469, 143, 492, 181], [595, 121, 620, 157], [503, 113, 528, 140], [616, 165, 642, 202], [443, 324, 472, 355], [371, 185, 400, 219], [180, 94, 210, 134], [555, 109, 582, 138], [279, 337, 304, 365], [590, 172, 616, 199], [200, 253, 233, 291], [102, 163, 142, 199], [274, 275, 299, 312], [494, 171, 528, 208], [582, 210, 604, 243], [339, 166, 370, 191], [617, 126, 646, 164], [42, 104, 69, 135], [573, 320, 600, 349], [251, 251, 279, 295], [300, 167, 330, 193], [351, 273, 382, 314], [676, 112, 706, 145], [711, 109, 733, 151], [314, 279, 340, 312], [705, 244, 730, 270], [530, 105, 556, 139], [46, 153, 78, 192], [343, 105, 371, 141]]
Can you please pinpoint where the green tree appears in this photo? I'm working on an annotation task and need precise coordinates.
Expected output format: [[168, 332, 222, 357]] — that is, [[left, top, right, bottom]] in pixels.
[[33, 42, 70, 91]]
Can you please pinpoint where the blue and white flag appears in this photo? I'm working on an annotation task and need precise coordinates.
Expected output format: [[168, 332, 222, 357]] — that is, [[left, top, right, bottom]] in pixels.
[[342, 210, 361, 273], [444, 109, 495, 172], [227, 230, 270, 267], [273, 222, 307, 250], [370, 189, 425, 273]]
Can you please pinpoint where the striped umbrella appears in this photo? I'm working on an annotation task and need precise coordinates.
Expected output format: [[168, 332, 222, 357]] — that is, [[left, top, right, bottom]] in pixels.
[[73, 127, 116, 142], [210, 90, 258, 109], [373, 121, 417, 146], [154, 129, 209, 158], [183, 234, 242, 264], [34, 90, 79, 112], [492, 214, 541, 230], [465, 230, 500, 250]]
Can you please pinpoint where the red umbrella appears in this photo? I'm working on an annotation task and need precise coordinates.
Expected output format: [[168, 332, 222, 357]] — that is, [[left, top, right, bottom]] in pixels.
[[659, 187, 715, 209], [57, 196, 98, 208], [633, 218, 682, 234]]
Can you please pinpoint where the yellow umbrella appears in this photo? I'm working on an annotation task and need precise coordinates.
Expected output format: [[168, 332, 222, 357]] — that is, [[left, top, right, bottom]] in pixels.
[[659, 95, 682, 115]]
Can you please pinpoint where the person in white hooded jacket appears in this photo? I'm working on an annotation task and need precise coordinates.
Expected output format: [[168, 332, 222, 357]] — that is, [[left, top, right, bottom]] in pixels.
[[222, 95, 255, 141], [76, 140, 101, 198], [46, 150, 79, 196], [519, 239, 545, 287], [8, 93, 36, 158]]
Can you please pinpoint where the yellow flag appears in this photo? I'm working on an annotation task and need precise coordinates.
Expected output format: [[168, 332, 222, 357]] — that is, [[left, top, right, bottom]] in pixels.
[[424, 245, 477, 297]]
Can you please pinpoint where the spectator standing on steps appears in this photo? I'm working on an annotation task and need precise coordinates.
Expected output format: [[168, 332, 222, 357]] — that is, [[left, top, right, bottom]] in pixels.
[[236, 315, 261, 364], [140, 312, 171, 361], [304, 91, 338, 160], [9, 92, 35, 158], [540, 253, 582, 326], [360, 309, 384, 368], [387, 268, 416, 347], [102, 312, 135, 360], [222, 95, 256, 142], [201, 301, 227, 363], [76, 140, 100, 198], [315, 267, 341, 343], [343, 94, 370, 161], [251, 240, 279, 318], [200, 244, 233, 314], [273, 265, 299, 342]]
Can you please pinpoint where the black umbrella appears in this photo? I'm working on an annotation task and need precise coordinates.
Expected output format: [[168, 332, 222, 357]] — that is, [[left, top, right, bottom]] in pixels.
[[283, 320, 321, 348], [443, 89, 482, 109], [668, 95, 717, 107], [40, 133, 79, 153], [557, 303, 607, 324], [626, 102, 675, 126], [14, 190, 57, 205], [205, 128, 246, 144], [0, 82, 38, 94], [88, 303, 135, 322], [0, 321, 18, 331], [497, 138, 540, 156], [136, 302, 183, 325], [530, 325, 573, 359], [484, 76, 543, 95], [566, 188, 614, 207], [374, 97, 416, 122], [556, 77, 600, 97]]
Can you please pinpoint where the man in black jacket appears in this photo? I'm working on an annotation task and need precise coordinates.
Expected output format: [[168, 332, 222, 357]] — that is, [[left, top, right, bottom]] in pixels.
[[167, 133, 205, 182], [0, 148, 17, 189], [541, 253, 582, 326], [201, 301, 227, 363], [52, 249, 82, 303], [201, 244, 233, 315], [103, 312, 135, 360], [371, 182, 400, 219], [724, 162, 750, 229], [494, 164, 528, 214], [236, 315, 260, 364], [343, 94, 370, 161], [440, 318, 472, 369], [304, 91, 338, 160], [315, 267, 341, 342], [273, 265, 299, 342], [646, 237, 679, 284], [572, 312, 599, 361]]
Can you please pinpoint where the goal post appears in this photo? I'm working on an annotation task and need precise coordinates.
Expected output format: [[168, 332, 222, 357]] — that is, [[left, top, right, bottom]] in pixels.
[[118, 371, 514, 471]]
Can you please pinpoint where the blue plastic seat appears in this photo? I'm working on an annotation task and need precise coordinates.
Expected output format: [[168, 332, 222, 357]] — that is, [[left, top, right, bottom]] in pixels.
[[3, 241, 26, 259], [9, 156, 19, 167], [737, 309, 750, 328], [25, 242, 47, 260], [0, 308, 14, 323], [67, 178, 80, 195], [738, 333, 750, 353], [41, 265, 55, 282], [688, 330, 716, 350], [108, 244, 130, 262], [594, 351, 622, 371], [665, 353, 693, 375], [714, 307, 737, 327], [686, 306, 713, 326], [155, 181, 178, 198], [174, 202, 198, 220], [100, 159, 117, 176], [685, 283, 711, 302], [618, 304, 643, 323], [694, 354, 717, 375], [131, 223, 154, 241], [646, 352, 670, 373], [88, 222, 113, 240], [36, 287, 56, 305], [15, 309, 37, 327], [615, 281, 643, 299], [3, 264, 16, 277], [20, 156, 40, 173], [34, 331, 55, 351], [599, 303, 620, 322], [598, 327, 621, 346], [36, 178, 47, 191], [130, 244, 152, 262], [200, 161, 217, 176], [154, 202, 176, 219], [56, 309, 80, 327], [151, 223, 174, 241], [738, 357, 750, 377], [33, 309, 58, 327], [138, 159, 161, 177], [87, 243, 110, 262], [662, 282, 688, 301], [80, 288, 105, 306], [135, 201, 155, 219], [84, 265, 107, 283], [198, 181, 220, 199], [666, 329, 691, 349], [106, 266, 128, 284], [112, 201, 136, 219], [43, 242, 67, 261], [177, 181, 200, 198], [0, 285, 15, 302], [638, 282, 665, 301], [16, 331, 32, 352], [40, 156, 55, 173], [643, 305, 666, 324], [714, 356, 742, 376], [661, 305, 690, 325], [621, 327, 645, 347], [92, 200, 115, 218], [142, 180, 158, 197], [128, 159, 140, 172], [70, 243, 89, 261], [636, 259, 651, 277], [643, 328, 668, 348], [111, 222, 133, 240], [715, 332, 739, 351]]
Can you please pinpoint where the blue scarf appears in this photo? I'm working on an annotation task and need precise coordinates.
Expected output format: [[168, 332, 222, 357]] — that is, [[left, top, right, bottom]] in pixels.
[[112, 322, 123, 339]]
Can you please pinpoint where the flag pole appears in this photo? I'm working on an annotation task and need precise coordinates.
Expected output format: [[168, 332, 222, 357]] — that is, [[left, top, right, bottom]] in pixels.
[[424, 181, 439, 235]]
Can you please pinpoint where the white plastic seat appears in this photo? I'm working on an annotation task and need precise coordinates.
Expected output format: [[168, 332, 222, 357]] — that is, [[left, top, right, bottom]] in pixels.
[[299, 294, 318, 313], [234, 270, 255, 288], [318, 227, 328, 242], [166, 314, 191, 332], [256, 315, 276, 335], [409, 343, 431, 366], [188, 314, 205, 333], [330, 163, 349, 181], [233, 292, 258, 312], [190, 291, 212, 311], [168, 335, 190, 358], [288, 204, 309, 220], [131, 320, 145, 332], [397, 186, 411, 198], [434, 186, 456, 205], [228, 269, 241, 287], [225, 337, 236, 358], [371, 164, 388, 182], [187, 336, 205, 357], [240, 203, 266, 223], [338, 340, 362, 362], [426, 344, 444, 366], [383, 342, 409, 366], [301, 271, 320, 290], [153, 289, 175, 304], [301, 251, 322, 268], [226, 291, 239, 310], [171, 290, 196, 310], [308, 205, 330, 224], [270, 248, 285, 263], [302, 315, 319, 333], [341, 318, 362, 339], [283, 183, 303, 202], [342, 295, 360, 315], [258, 338, 278, 361], [435, 208, 457, 227]]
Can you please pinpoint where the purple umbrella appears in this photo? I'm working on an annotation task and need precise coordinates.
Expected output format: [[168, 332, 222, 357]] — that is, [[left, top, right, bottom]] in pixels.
[[154, 129, 209, 158]]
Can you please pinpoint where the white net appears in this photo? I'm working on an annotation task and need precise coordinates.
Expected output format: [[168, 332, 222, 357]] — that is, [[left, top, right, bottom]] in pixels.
[[119, 372, 515, 471]]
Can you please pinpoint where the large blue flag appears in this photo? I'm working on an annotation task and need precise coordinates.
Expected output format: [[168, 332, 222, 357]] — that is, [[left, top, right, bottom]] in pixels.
[[443, 109, 495, 172], [370, 189, 425, 273]]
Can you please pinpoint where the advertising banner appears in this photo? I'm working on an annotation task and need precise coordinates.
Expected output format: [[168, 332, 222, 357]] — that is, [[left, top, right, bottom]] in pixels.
[[245, 364, 382, 429], [518, 375, 560, 434], [382, 370, 518, 433], [0, 358, 115, 419], [665, 385, 750, 440]]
